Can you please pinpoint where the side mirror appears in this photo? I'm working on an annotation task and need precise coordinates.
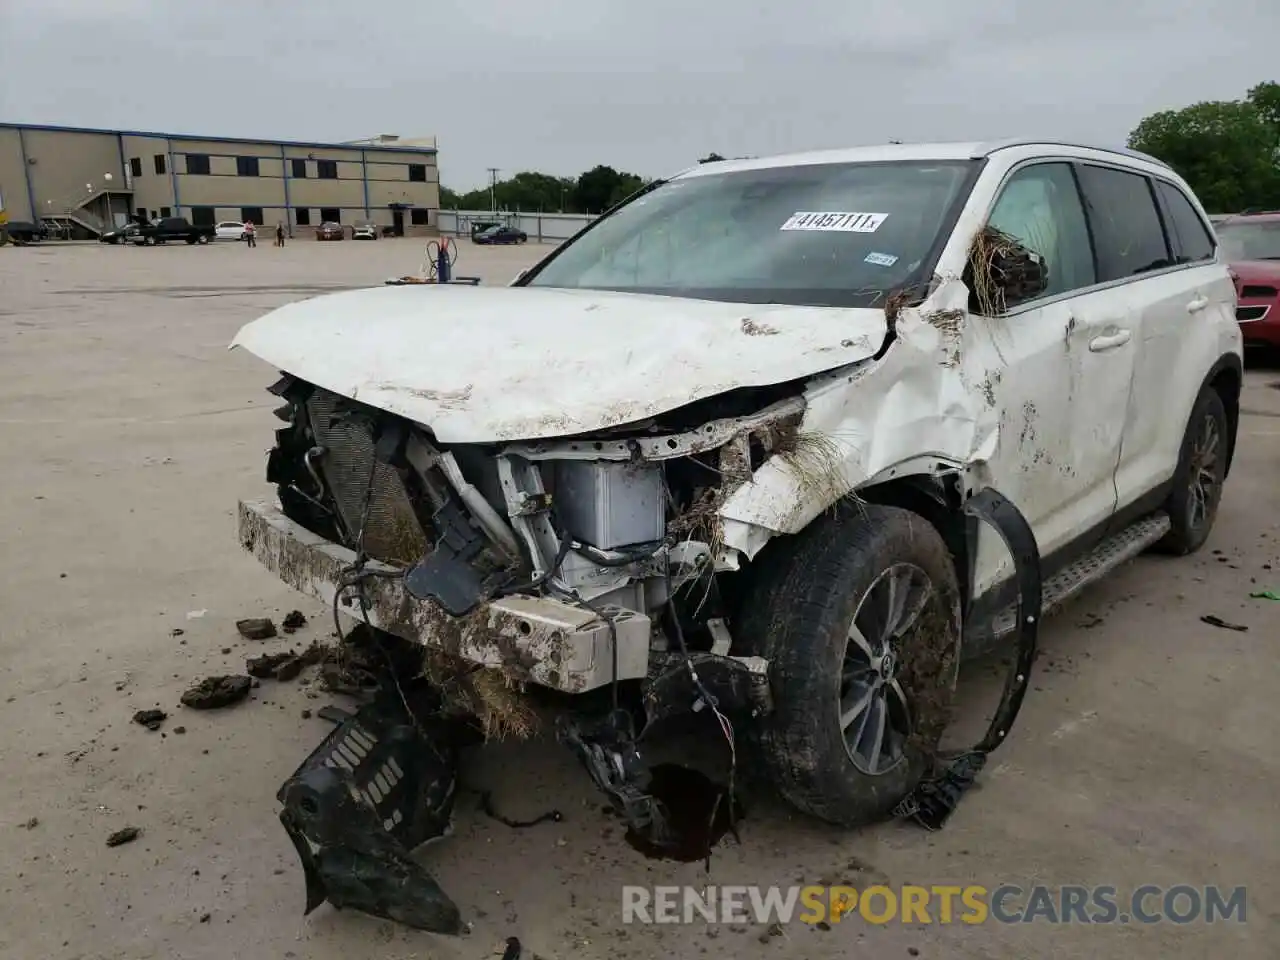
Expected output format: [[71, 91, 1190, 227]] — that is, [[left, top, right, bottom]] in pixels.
[[966, 227, 1049, 314]]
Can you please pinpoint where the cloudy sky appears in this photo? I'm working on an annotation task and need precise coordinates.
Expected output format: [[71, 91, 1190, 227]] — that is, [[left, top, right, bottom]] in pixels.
[[1, 0, 1275, 189]]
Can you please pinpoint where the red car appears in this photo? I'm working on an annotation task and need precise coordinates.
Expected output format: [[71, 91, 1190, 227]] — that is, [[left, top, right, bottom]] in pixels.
[[315, 221, 344, 241], [1216, 212, 1280, 349]]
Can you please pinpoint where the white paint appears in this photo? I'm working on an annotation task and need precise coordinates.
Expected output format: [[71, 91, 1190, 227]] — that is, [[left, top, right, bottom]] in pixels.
[[230, 284, 888, 442], [719, 277, 999, 554], [718, 141, 1238, 605], [779, 211, 887, 232]]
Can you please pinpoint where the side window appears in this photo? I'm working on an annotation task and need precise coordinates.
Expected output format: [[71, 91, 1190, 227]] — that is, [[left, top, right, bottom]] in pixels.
[[1155, 181, 1215, 264], [1075, 165, 1172, 281], [986, 162, 1096, 300]]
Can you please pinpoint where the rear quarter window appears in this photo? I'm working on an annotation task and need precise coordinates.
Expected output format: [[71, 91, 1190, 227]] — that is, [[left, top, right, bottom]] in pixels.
[[1074, 164, 1172, 282], [1154, 180, 1215, 264]]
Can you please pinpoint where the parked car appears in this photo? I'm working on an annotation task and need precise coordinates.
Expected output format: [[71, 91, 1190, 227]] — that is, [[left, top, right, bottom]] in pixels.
[[315, 221, 344, 241], [100, 223, 142, 245], [132, 217, 215, 245], [2, 220, 49, 245], [352, 222, 380, 241], [216, 221, 248, 242], [1215, 211, 1280, 350], [472, 224, 527, 244], [231, 140, 1241, 932], [469, 220, 503, 237]]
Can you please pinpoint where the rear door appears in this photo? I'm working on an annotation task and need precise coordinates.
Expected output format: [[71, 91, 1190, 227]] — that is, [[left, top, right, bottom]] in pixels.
[[1074, 166, 1233, 516]]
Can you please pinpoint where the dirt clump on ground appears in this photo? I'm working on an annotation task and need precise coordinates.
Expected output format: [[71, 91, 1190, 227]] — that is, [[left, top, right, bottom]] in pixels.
[[132, 709, 167, 731], [235, 618, 277, 640], [180, 675, 252, 710], [105, 827, 140, 847]]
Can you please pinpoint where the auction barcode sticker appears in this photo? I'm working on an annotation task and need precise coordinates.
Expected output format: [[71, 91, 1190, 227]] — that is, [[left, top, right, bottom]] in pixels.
[[780, 212, 888, 233]]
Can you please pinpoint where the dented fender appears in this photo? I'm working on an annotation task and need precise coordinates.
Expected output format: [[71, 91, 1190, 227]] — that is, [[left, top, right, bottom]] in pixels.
[[719, 278, 1001, 557]]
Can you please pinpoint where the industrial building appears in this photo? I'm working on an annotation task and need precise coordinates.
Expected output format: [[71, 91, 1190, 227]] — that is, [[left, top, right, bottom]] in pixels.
[[0, 123, 440, 238]]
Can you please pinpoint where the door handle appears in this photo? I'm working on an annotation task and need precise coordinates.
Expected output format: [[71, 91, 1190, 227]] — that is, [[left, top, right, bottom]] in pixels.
[[1186, 296, 1209, 313], [1088, 329, 1132, 352]]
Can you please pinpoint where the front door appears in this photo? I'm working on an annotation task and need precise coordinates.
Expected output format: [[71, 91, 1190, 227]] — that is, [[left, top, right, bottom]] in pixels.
[[392, 210, 404, 237], [962, 160, 1137, 597]]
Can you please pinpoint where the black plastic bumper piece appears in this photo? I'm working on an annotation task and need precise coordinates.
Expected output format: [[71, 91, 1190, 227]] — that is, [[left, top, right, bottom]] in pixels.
[[276, 691, 464, 933], [556, 710, 672, 845], [896, 486, 1042, 830]]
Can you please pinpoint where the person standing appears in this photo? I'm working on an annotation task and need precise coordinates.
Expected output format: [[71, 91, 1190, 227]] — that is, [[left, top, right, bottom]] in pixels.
[[243, 219, 256, 248], [275, 221, 285, 248]]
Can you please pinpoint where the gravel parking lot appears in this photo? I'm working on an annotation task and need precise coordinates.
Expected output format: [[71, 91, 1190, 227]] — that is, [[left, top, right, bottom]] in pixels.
[[1, 238, 1278, 960]]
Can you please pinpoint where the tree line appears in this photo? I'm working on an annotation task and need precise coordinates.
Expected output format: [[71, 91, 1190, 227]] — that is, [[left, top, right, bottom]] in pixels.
[[441, 166, 646, 215], [442, 85, 1280, 219], [1128, 81, 1280, 213], [439, 153, 739, 215]]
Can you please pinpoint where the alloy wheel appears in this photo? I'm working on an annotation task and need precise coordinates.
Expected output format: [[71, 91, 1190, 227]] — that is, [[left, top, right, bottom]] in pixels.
[[839, 563, 935, 775]]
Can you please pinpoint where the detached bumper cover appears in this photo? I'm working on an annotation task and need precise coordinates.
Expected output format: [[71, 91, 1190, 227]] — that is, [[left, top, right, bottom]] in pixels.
[[237, 499, 651, 693], [278, 691, 463, 933]]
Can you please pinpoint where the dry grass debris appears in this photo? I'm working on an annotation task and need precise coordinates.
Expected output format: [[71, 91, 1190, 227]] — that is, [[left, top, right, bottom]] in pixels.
[[422, 649, 538, 740]]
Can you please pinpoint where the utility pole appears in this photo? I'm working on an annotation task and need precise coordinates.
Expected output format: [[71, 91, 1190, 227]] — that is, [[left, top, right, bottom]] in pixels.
[[487, 167, 499, 213]]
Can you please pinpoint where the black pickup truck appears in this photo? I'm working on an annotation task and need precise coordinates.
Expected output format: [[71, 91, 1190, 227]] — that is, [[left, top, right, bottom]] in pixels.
[[132, 217, 215, 245]]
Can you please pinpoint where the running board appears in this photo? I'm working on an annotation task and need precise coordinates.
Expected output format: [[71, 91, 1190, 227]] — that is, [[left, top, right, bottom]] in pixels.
[[991, 511, 1171, 641]]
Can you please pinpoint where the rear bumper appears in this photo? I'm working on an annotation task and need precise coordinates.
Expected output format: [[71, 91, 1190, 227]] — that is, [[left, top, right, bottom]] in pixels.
[[237, 499, 651, 693]]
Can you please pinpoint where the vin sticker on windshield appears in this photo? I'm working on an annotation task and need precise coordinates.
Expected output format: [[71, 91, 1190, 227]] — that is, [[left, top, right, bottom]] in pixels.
[[780, 211, 888, 233], [864, 251, 899, 266]]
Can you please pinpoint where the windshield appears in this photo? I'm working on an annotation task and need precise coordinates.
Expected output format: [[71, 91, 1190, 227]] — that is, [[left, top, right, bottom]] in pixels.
[[524, 160, 976, 306], [1217, 220, 1280, 261]]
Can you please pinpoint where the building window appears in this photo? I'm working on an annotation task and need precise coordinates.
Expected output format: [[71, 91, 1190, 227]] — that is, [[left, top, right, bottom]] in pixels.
[[135, 207, 147, 220], [236, 156, 260, 177], [295, 208, 311, 226], [410, 208, 430, 225], [129, 157, 143, 177], [291, 158, 307, 179], [186, 153, 211, 175], [408, 164, 427, 182], [154, 154, 166, 175], [319, 207, 341, 223], [241, 207, 264, 225], [317, 160, 338, 180], [190, 207, 215, 227], [160, 207, 171, 218]]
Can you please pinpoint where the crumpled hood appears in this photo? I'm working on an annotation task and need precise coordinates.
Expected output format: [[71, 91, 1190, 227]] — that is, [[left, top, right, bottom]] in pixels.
[[231, 285, 887, 442]]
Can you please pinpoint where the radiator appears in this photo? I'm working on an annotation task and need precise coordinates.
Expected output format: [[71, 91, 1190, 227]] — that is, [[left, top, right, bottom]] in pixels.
[[306, 390, 429, 564]]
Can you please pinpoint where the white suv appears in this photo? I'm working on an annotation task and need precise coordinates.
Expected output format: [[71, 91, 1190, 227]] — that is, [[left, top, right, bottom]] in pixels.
[[231, 139, 1240, 931]]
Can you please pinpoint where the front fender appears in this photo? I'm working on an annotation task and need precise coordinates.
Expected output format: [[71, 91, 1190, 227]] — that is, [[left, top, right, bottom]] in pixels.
[[719, 278, 999, 558]]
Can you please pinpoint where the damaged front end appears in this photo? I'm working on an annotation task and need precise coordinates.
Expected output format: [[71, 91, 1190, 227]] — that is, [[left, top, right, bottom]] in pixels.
[[249, 374, 832, 929]]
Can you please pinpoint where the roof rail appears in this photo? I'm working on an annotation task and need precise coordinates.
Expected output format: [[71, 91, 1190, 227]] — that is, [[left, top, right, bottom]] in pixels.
[[974, 138, 1171, 169]]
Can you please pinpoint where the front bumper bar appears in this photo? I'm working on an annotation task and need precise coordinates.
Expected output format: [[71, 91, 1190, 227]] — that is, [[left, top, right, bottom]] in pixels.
[[238, 499, 652, 693]]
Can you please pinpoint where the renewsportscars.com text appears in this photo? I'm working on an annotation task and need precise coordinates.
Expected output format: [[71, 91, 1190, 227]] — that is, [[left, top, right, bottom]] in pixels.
[[621, 884, 1247, 926]]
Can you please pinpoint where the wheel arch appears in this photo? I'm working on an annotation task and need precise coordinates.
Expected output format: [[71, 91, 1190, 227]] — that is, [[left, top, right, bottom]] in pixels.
[[1202, 353, 1242, 478], [856, 474, 975, 615], [729, 472, 976, 628]]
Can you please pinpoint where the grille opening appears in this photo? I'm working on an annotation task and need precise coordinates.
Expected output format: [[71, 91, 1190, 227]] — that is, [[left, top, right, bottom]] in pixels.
[[1236, 305, 1270, 322], [1240, 284, 1277, 300]]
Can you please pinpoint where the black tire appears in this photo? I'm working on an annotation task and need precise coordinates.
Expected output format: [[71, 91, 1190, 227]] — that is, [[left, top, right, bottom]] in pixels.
[[145, 236, 156, 246], [735, 504, 962, 826], [196, 234, 209, 245], [1157, 386, 1228, 555]]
